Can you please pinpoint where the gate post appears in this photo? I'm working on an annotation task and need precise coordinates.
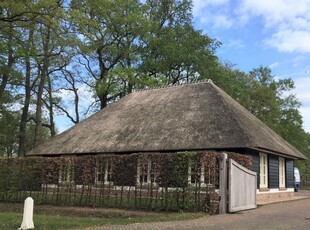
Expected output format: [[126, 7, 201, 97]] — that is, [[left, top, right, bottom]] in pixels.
[[219, 152, 228, 214]]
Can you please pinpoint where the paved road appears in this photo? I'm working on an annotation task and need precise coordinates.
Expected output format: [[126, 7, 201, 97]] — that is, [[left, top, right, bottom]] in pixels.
[[82, 193, 310, 230]]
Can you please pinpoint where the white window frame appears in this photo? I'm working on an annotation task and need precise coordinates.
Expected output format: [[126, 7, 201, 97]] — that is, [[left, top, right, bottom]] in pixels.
[[95, 158, 105, 184], [259, 153, 268, 189], [136, 158, 157, 186], [279, 157, 286, 188], [95, 158, 113, 185], [188, 160, 205, 185], [59, 163, 74, 184]]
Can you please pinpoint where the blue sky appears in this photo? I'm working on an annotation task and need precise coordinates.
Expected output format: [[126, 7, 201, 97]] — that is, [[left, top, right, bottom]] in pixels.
[[192, 0, 310, 132]]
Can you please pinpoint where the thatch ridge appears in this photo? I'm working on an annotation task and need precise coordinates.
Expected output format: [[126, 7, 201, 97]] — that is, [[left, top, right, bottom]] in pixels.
[[27, 81, 306, 160], [133, 78, 212, 93]]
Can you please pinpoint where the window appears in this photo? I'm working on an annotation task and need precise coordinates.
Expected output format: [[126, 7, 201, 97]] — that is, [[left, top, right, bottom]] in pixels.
[[188, 161, 205, 185], [259, 153, 268, 189], [105, 159, 113, 183], [279, 157, 286, 188], [95, 158, 113, 185], [137, 158, 157, 186], [59, 164, 74, 184], [150, 161, 157, 184], [96, 159, 105, 184], [139, 160, 150, 184]]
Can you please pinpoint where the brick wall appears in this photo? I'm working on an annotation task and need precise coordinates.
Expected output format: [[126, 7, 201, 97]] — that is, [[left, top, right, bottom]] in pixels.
[[257, 191, 294, 205]]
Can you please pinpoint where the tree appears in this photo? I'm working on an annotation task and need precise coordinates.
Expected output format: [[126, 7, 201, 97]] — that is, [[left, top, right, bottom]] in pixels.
[[0, 2, 21, 108], [0, 0, 71, 156], [69, 0, 221, 110], [0, 110, 19, 157], [139, 24, 220, 84], [139, 0, 220, 84], [242, 67, 307, 148], [228, 66, 310, 180], [296, 133, 310, 182], [69, 0, 146, 109], [53, 68, 81, 124], [211, 62, 248, 102], [238, 67, 281, 130], [18, 26, 38, 156]]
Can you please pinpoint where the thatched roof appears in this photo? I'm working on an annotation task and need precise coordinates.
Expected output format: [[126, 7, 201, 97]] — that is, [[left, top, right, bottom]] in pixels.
[[28, 80, 306, 159]]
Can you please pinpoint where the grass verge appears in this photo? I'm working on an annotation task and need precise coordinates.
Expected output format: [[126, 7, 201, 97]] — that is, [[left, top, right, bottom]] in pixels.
[[1, 213, 107, 230], [0, 203, 204, 230]]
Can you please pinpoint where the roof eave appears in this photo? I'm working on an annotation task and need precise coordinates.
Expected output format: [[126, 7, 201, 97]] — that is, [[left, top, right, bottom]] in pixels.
[[249, 147, 307, 160]]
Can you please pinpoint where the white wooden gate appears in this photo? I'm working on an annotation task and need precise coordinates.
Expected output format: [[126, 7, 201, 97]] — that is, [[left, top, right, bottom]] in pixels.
[[228, 159, 257, 212]]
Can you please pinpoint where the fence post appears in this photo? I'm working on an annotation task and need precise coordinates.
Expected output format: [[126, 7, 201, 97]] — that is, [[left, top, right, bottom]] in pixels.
[[19, 197, 34, 230], [219, 152, 228, 214]]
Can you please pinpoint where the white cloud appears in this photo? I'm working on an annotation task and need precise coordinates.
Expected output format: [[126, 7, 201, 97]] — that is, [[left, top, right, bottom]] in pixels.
[[193, 0, 310, 53], [264, 30, 310, 53], [193, 0, 229, 17], [291, 77, 310, 132], [213, 14, 233, 29], [275, 75, 310, 133], [193, 0, 234, 29], [238, 0, 310, 27], [237, 0, 310, 53], [198, 13, 233, 29], [225, 39, 244, 48], [300, 107, 310, 133], [54, 84, 93, 110], [269, 61, 279, 69], [293, 77, 310, 104]]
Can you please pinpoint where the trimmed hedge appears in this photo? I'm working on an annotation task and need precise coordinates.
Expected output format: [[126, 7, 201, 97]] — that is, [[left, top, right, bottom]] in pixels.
[[0, 151, 252, 213]]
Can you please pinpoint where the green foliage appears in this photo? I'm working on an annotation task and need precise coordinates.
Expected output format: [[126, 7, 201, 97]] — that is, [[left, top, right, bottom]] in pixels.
[[140, 24, 220, 84], [0, 157, 41, 201], [0, 110, 19, 157], [239, 67, 281, 129], [0, 108, 51, 157]]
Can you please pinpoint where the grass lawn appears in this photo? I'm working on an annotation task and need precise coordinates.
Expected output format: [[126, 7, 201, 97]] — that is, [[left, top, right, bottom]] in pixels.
[[0, 203, 204, 230], [302, 184, 310, 190], [0, 212, 108, 230]]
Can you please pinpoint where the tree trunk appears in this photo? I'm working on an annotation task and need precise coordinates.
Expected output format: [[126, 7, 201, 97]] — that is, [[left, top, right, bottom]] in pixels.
[[18, 27, 36, 157], [99, 92, 108, 110], [47, 78, 56, 137], [34, 28, 50, 146], [18, 52, 31, 157], [97, 49, 109, 110]]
